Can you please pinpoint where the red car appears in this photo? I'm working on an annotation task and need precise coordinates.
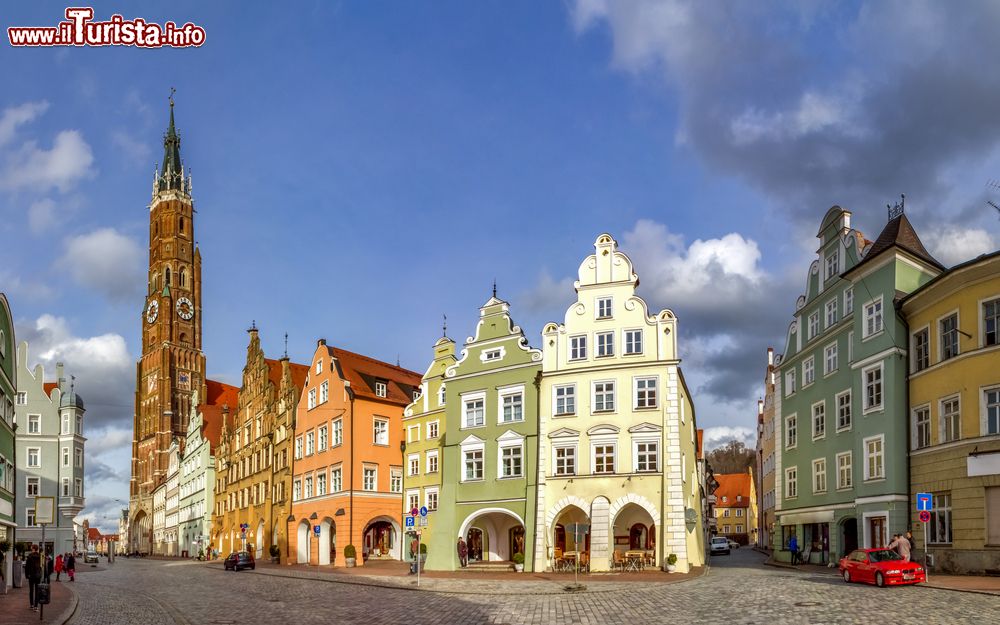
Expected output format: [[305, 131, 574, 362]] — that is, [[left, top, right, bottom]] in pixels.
[[839, 548, 925, 587]]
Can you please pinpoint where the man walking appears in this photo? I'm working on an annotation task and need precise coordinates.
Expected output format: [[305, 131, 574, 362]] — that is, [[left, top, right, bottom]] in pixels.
[[65, 552, 76, 582], [888, 533, 912, 561], [788, 534, 799, 565], [25, 545, 42, 611], [457, 536, 468, 568]]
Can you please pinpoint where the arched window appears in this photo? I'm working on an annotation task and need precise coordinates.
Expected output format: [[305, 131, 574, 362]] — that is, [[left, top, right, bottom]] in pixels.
[[179, 267, 187, 288], [0, 329, 5, 357], [165, 267, 172, 286], [151, 273, 159, 293], [179, 216, 185, 233]]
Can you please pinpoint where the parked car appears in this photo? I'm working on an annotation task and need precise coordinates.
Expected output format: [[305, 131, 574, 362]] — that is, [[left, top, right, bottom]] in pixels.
[[710, 537, 730, 556], [224, 551, 256, 571], [727, 539, 740, 550], [839, 549, 925, 587], [84, 551, 99, 564]]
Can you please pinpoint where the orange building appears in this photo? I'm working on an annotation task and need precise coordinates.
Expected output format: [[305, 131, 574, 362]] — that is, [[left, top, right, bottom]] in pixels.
[[288, 339, 421, 566], [713, 470, 758, 546]]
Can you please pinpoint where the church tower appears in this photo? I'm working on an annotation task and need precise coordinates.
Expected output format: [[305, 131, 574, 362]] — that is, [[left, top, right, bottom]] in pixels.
[[130, 95, 207, 507]]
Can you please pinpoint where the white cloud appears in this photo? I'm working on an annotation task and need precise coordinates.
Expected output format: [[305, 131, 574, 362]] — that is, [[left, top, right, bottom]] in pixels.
[[702, 425, 755, 451], [59, 228, 145, 301], [86, 426, 134, 457], [0, 100, 49, 147], [0, 129, 94, 193], [28, 198, 56, 234], [111, 130, 151, 163], [925, 226, 997, 268], [517, 270, 576, 316], [0, 269, 54, 301]]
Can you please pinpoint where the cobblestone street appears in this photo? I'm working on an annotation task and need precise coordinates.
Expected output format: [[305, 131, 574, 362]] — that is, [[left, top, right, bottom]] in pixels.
[[66, 550, 999, 625]]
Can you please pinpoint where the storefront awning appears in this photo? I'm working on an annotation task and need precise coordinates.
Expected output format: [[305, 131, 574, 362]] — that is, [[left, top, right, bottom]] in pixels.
[[777, 510, 834, 525]]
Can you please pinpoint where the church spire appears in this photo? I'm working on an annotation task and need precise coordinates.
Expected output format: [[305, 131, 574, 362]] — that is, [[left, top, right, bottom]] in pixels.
[[154, 88, 190, 196]]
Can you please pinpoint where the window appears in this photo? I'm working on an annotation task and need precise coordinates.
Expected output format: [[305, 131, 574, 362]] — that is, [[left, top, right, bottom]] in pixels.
[[412, 390, 420, 401], [635, 377, 658, 409], [596, 332, 615, 357], [408, 454, 420, 476], [74, 447, 83, 468], [785, 467, 798, 498], [294, 437, 303, 459], [837, 390, 852, 430], [308, 388, 317, 410], [373, 418, 389, 445], [570, 335, 588, 360], [501, 445, 523, 478], [332, 419, 343, 446], [464, 396, 485, 428], [928, 493, 952, 544], [987, 488, 1000, 545], [76, 414, 82, 435], [375, 381, 388, 397], [836, 452, 852, 489], [363, 467, 377, 491], [986, 298, 1000, 346], [27, 448, 40, 468], [597, 297, 612, 319], [316, 359, 323, 374], [863, 364, 883, 411], [864, 435, 884, 480], [736, 524, 744, 533], [62, 413, 70, 434], [407, 425, 420, 443], [426, 451, 438, 473], [593, 381, 615, 412], [331, 467, 342, 492], [26, 477, 39, 497], [306, 431, 315, 456], [785, 370, 796, 396], [986, 389, 1000, 436], [785, 415, 797, 448], [864, 299, 883, 337], [427, 420, 439, 439], [426, 489, 438, 511], [594, 444, 615, 474], [941, 314, 959, 360], [635, 441, 658, 472], [318, 425, 328, 451], [554, 385, 576, 416], [27, 509, 36, 527], [812, 402, 825, 439], [62, 447, 70, 467], [807, 312, 819, 340], [304, 476, 313, 499], [554, 446, 576, 476], [464, 449, 484, 481], [914, 407, 931, 449], [803, 358, 815, 386], [941, 397, 961, 443], [27, 414, 40, 434], [844, 287, 854, 314], [438, 385, 446, 406], [293, 480, 301, 501], [501, 391, 523, 423], [913, 328, 929, 371], [724, 508, 731, 517], [812, 459, 827, 493], [62, 478, 70, 497], [320, 380, 329, 404], [407, 491, 419, 512], [825, 250, 839, 279], [624, 329, 643, 355], [824, 343, 838, 375], [390, 468, 402, 493], [483, 349, 502, 362], [16, 392, 26, 405]]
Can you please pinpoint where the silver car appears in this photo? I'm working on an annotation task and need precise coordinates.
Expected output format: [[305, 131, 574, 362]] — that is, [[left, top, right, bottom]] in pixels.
[[84, 551, 99, 563], [710, 537, 730, 555]]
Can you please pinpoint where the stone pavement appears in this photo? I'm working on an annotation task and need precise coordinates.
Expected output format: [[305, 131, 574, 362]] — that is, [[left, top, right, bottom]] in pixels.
[[0, 577, 77, 625]]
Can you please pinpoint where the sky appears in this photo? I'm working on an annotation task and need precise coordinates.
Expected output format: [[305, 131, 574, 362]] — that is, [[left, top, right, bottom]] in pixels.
[[3, 1, 1000, 533]]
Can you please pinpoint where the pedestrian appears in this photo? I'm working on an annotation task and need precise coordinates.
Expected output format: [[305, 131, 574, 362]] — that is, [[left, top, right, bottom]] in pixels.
[[457, 536, 468, 568], [66, 552, 76, 582], [409, 536, 419, 574], [905, 531, 916, 558], [788, 534, 799, 565], [44, 551, 53, 583], [25, 545, 42, 611], [54, 553, 64, 581], [888, 533, 912, 562]]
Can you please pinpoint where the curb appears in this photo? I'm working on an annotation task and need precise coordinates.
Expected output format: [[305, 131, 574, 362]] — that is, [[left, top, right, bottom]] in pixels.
[[766, 558, 1000, 596], [206, 562, 709, 596], [54, 581, 79, 625]]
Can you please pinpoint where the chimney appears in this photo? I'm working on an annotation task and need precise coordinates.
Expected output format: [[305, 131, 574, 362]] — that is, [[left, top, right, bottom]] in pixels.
[[757, 400, 764, 415], [767, 347, 774, 366], [317, 338, 326, 346]]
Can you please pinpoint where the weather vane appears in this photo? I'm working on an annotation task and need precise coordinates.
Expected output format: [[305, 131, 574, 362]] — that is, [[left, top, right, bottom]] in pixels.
[[169, 86, 176, 106], [887, 193, 905, 220], [284, 332, 289, 358], [492, 278, 497, 298], [442, 314, 448, 338]]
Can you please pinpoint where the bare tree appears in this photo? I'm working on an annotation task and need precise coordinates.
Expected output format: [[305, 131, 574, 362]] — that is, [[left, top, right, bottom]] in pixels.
[[706, 440, 755, 474]]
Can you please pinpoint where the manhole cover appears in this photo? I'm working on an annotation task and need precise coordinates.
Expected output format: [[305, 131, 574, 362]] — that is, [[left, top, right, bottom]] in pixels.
[[210, 621, 236, 624], [794, 601, 821, 607]]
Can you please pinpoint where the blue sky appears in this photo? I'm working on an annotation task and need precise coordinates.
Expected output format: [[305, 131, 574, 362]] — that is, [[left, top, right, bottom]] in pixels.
[[3, 1, 1000, 531]]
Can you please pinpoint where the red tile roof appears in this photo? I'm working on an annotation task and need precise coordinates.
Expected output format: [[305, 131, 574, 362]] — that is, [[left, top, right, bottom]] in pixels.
[[199, 379, 239, 451], [265, 358, 310, 396], [86, 527, 102, 541], [43, 382, 58, 396], [714, 473, 752, 508], [329, 346, 421, 405]]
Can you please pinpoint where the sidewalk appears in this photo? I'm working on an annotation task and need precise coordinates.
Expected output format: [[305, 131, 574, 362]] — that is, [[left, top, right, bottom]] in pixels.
[[0, 579, 78, 625], [765, 557, 1000, 596]]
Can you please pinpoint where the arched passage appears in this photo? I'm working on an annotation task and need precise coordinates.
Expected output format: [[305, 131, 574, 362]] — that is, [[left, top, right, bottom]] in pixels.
[[255, 520, 265, 559], [551, 504, 590, 571], [319, 518, 335, 566], [457, 508, 526, 564], [612, 502, 658, 568], [296, 520, 310, 564], [363, 516, 401, 560], [130, 510, 151, 555]]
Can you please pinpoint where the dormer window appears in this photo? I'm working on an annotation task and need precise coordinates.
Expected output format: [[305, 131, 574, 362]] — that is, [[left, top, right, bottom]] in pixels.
[[316, 359, 323, 374], [825, 250, 839, 280], [375, 381, 388, 398], [596, 297, 613, 319], [412, 390, 420, 401], [722, 496, 728, 503], [438, 384, 446, 406], [484, 349, 502, 362]]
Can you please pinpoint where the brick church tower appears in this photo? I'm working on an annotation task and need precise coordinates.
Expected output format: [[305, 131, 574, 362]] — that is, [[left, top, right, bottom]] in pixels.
[[129, 96, 206, 549]]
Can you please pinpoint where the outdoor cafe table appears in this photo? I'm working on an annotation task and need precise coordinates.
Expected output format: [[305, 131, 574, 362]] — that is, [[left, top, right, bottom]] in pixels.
[[625, 550, 645, 572]]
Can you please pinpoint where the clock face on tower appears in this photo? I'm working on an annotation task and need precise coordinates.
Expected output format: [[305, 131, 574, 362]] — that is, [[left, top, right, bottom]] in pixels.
[[176, 297, 194, 320], [146, 300, 159, 323]]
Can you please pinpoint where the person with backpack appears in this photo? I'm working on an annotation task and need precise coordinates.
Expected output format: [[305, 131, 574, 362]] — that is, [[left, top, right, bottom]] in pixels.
[[25, 545, 42, 611]]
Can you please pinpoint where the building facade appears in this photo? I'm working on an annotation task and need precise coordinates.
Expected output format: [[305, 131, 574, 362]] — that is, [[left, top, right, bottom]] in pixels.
[[288, 340, 420, 566], [424, 294, 541, 571], [714, 471, 757, 546], [534, 234, 705, 573], [131, 98, 208, 553], [212, 327, 306, 561], [180, 380, 237, 558], [14, 344, 86, 556], [756, 348, 777, 550], [774, 206, 942, 563], [901, 251, 1000, 573], [0, 293, 17, 588], [162, 440, 180, 555], [401, 335, 456, 568]]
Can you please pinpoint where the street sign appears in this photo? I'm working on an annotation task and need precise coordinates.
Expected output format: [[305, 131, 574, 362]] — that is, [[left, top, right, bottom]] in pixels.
[[405, 516, 416, 529], [919, 510, 931, 523], [313, 525, 321, 535], [35, 497, 55, 525], [419, 506, 428, 517], [916, 493, 933, 511], [410, 507, 419, 517], [419, 516, 428, 527]]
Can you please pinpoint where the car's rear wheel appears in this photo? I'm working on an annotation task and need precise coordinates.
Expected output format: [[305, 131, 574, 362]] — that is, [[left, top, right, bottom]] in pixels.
[[875, 572, 885, 588], [843, 570, 851, 583]]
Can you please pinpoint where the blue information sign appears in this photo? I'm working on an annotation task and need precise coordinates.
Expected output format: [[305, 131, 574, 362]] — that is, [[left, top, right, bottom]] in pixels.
[[916, 493, 933, 512], [405, 516, 416, 529], [419, 506, 428, 517], [313, 525, 321, 535]]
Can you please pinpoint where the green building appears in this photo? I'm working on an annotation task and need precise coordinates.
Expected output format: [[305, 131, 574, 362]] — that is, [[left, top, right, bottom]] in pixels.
[[773, 206, 942, 563], [1, 293, 17, 588]]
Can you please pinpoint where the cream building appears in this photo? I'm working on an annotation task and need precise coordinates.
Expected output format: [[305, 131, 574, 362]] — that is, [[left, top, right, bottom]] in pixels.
[[533, 234, 705, 573]]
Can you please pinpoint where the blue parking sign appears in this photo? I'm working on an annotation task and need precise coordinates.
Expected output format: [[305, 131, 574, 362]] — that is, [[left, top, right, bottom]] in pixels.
[[916, 493, 933, 511], [405, 516, 416, 529]]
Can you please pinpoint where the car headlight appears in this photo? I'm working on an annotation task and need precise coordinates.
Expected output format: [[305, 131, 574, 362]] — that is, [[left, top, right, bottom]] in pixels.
[[886, 569, 901, 574]]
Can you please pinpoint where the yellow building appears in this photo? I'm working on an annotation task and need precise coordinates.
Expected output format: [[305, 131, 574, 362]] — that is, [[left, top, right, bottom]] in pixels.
[[533, 234, 705, 573], [901, 251, 1000, 574]]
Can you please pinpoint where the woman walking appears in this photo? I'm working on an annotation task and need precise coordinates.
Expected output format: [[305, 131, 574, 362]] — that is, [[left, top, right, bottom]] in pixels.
[[65, 552, 76, 582], [54, 554, 64, 581]]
